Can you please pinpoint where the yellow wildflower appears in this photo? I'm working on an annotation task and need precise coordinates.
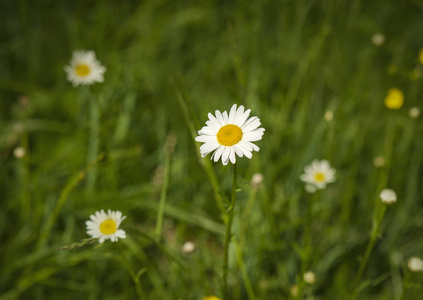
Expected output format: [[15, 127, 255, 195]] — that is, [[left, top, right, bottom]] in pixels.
[[419, 48, 423, 64], [384, 88, 404, 109]]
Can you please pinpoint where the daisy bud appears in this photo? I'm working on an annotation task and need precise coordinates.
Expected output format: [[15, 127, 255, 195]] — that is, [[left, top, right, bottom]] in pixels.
[[371, 33, 385, 46], [324, 110, 333, 122], [408, 257, 423, 272], [373, 156, 385, 168], [290, 285, 298, 296], [182, 241, 195, 253], [13, 147, 26, 159], [303, 271, 316, 284], [251, 173, 263, 188], [379, 189, 397, 205], [409, 107, 420, 119]]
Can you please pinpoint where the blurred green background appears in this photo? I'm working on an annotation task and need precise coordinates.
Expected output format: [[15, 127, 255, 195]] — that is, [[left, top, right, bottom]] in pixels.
[[1, 0, 423, 299]]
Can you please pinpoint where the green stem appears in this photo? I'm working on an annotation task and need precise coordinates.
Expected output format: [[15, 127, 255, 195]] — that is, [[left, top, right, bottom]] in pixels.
[[234, 238, 256, 300], [119, 255, 145, 300], [37, 153, 105, 249], [223, 163, 237, 300], [86, 94, 100, 198], [353, 205, 387, 295], [155, 142, 171, 241], [297, 193, 314, 298]]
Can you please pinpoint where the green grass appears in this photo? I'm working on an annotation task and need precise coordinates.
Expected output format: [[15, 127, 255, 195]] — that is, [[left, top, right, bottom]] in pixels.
[[1, 0, 423, 299]]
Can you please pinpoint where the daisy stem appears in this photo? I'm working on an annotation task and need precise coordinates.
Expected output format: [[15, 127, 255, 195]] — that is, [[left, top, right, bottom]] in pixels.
[[119, 254, 145, 300], [353, 205, 387, 296], [37, 153, 105, 250], [297, 192, 314, 298], [222, 163, 237, 300], [155, 138, 172, 241], [86, 94, 100, 198]]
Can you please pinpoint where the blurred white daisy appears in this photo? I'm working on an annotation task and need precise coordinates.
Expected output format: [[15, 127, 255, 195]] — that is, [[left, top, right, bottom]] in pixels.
[[300, 159, 336, 190], [373, 156, 385, 168], [408, 257, 423, 272], [324, 110, 333, 122], [13, 147, 26, 159], [86, 209, 126, 243], [251, 173, 264, 188], [182, 241, 195, 253], [65, 50, 106, 86], [195, 104, 265, 165], [379, 189, 397, 205], [371, 33, 385, 46], [409, 107, 420, 119]]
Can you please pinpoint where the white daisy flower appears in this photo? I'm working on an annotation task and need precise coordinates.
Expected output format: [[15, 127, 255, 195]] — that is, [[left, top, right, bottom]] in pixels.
[[86, 209, 127, 243], [65, 50, 106, 86], [379, 189, 397, 205], [300, 159, 336, 190], [195, 104, 265, 165]]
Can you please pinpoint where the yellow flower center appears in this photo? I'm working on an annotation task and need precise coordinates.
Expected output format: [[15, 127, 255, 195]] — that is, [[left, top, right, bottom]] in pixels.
[[75, 64, 90, 77], [314, 172, 325, 182], [385, 88, 404, 110], [217, 124, 243, 146], [100, 219, 117, 235]]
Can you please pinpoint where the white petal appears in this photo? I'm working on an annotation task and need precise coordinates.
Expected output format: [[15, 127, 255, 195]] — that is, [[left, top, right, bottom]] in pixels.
[[212, 146, 225, 162], [238, 141, 253, 151], [116, 229, 126, 238], [228, 104, 237, 124], [198, 126, 218, 135], [238, 143, 253, 158], [229, 147, 236, 164], [222, 111, 229, 124], [215, 110, 225, 125], [208, 113, 222, 127], [242, 118, 261, 133], [242, 131, 264, 142], [246, 142, 260, 152], [200, 142, 220, 156], [222, 147, 230, 164], [235, 109, 251, 126], [234, 105, 245, 122], [233, 144, 244, 158], [196, 135, 217, 143]]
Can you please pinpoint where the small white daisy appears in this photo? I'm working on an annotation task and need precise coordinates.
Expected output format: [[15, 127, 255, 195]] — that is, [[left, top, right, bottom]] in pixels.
[[379, 189, 397, 205], [86, 209, 126, 243], [65, 50, 106, 86], [195, 104, 265, 165], [300, 159, 336, 190]]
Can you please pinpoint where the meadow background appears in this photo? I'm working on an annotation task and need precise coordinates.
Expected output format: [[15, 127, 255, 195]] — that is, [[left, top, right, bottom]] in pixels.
[[1, 0, 423, 299]]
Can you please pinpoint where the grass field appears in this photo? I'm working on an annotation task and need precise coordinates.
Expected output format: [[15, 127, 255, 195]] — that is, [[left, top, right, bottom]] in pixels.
[[1, 0, 423, 299]]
